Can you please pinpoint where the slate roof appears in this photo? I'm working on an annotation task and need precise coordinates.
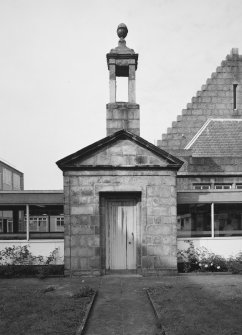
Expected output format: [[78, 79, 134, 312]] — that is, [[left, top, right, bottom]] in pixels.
[[185, 119, 242, 157], [56, 129, 183, 170]]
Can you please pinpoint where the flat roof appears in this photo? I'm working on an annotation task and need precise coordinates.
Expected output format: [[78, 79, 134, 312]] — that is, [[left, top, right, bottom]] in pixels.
[[0, 190, 64, 205]]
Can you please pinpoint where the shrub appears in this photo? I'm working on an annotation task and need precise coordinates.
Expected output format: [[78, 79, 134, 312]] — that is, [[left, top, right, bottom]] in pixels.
[[71, 286, 95, 299], [177, 241, 228, 273], [227, 252, 242, 274], [0, 245, 64, 278], [0, 264, 64, 278], [0, 245, 60, 266]]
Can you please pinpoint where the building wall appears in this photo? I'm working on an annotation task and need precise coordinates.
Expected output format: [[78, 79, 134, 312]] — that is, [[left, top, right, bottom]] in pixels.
[[158, 49, 242, 259], [0, 161, 24, 190], [158, 49, 242, 152], [64, 169, 177, 276]]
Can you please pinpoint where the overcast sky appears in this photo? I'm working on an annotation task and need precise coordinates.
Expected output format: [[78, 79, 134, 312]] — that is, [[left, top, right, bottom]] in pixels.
[[1, 0, 242, 189]]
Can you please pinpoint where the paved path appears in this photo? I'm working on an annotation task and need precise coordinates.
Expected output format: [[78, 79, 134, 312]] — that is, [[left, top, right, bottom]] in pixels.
[[85, 275, 157, 335]]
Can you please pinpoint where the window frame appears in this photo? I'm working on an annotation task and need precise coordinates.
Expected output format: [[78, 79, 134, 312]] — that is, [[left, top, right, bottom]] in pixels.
[[177, 202, 242, 239], [214, 184, 232, 190], [193, 184, 211, 190]]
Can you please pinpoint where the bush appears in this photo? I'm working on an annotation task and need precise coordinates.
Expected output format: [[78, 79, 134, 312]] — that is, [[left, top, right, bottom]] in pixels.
[[227, 252, 242, 274], [0, 264, 64, 278], [0, 245, 60, 266], [0, 245, 64, 278], [71, 286, 95, 299], [178, 241, 228, 273]]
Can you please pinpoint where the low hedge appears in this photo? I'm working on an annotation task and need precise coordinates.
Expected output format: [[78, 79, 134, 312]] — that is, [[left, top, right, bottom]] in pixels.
[[0, 264, 64, 278]]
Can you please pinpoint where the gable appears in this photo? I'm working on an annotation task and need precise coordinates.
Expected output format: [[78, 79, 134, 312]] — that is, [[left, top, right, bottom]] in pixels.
[[158, 48, 242, 153], [56, 130, 183, 170], [71, 139, 169, 167]]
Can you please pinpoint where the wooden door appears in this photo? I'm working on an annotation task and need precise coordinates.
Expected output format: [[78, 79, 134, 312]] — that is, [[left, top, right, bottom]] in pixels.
[[106, 199, 137, 270]]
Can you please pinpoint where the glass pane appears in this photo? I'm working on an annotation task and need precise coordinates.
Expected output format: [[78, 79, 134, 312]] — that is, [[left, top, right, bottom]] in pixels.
[[13, 173, 21, 190], [177, 204, 211, 237], [194, 184, 210, 190], [2, 211, 13, 233], [3, 168, 12, 187], [50, 216, 64, 232], [28, 217, 48, 232], [18, 210, 26, 232], [214, 204, 242, 237], [39, 217, 48, 232]]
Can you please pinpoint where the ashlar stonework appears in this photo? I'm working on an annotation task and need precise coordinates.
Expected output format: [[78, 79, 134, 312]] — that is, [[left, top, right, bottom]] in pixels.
[[57, 130, 182, 275]]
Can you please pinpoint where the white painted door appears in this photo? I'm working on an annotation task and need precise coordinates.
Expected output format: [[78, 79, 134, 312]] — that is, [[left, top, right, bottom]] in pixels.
[[106, 199, 137, 270]]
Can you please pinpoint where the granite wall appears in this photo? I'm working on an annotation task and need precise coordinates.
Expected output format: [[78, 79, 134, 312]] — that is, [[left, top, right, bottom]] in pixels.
[[63, 169, 177, 276]]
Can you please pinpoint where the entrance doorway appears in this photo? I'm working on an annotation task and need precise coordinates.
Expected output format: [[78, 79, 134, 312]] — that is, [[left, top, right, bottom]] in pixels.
[[101, 193, 140, 271]]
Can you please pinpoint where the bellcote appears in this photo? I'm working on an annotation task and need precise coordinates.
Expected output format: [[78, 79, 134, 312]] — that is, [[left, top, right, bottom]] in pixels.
[[106, 24, 140, 136], [106, 23, 138, 103]]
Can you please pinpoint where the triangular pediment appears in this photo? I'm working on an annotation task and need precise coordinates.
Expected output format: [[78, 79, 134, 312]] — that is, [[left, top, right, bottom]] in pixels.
[[56, 130, 183, 171]]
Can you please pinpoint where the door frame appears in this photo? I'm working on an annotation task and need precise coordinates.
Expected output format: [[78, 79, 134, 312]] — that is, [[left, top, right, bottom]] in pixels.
[[100, 192, 141, 274]]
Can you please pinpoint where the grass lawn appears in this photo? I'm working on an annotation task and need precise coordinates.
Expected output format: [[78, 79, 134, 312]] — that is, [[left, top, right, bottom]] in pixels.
[[0, 277, 100, 335], [148, 275, 242, 335]]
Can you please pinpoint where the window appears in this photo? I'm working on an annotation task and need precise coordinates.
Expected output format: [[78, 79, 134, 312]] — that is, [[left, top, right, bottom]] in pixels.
[[0, 211, 13, 233], [233, 84, 238, 110], [177, 204, 211, 237], [56, 217, 64, 232], [0, 205, 64, 240], [178, 203, 242, 238], [215, 184, 232, 190], [25, 216, 48, 232], [236, 184, 242, 189], [49, 215, 64, 232], [3, 168, 12, 189], [214, 203, 242, 237], [193, 184, 211, 190], [13, 173, 21, 190]]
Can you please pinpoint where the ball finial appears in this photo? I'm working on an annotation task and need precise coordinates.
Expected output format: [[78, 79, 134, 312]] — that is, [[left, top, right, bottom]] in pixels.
[[117, 23, 128, 40]]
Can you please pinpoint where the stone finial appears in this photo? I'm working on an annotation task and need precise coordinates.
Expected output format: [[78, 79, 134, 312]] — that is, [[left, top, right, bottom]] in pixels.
[[117, 23, 128, 40], [108, 23, 135, 55]]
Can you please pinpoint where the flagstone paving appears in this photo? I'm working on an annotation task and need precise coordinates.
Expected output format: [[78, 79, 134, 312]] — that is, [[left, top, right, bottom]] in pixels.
[[85, 275, 158, 335]]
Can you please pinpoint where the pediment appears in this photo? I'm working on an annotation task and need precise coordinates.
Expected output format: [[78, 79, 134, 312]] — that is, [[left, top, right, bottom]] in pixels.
[[56, 130, 183, 171]]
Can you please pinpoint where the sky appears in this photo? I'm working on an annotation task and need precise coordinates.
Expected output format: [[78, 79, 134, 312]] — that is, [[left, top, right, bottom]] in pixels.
[[1, 0, 242, 189]]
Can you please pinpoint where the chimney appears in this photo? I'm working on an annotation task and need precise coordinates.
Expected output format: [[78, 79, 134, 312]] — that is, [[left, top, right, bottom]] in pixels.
[[106, 23, 140, 136]]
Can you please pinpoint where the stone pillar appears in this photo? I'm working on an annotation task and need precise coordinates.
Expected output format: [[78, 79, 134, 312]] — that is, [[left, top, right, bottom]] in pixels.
[[128, 65, 136, 103], [109, 64, 116, 103]]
